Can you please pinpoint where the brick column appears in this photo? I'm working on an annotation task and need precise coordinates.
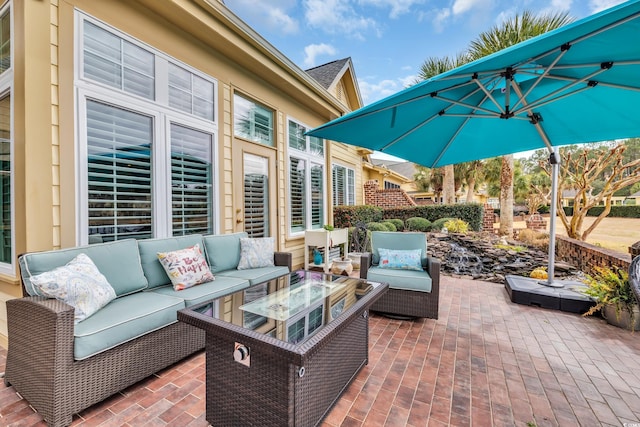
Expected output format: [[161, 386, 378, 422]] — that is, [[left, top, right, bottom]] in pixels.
[[364, 180, 378, 205], [482, 204, 494, 233]]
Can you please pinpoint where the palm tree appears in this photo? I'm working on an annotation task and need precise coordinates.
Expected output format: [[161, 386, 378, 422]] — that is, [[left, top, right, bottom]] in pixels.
[[416, 53, 472, 205], [467, 10, 573, 236]]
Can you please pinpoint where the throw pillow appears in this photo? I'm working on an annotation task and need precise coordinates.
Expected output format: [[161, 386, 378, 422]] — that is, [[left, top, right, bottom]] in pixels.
[[30, 253, 117, 323], [157, 244, 215, 291], [237, 237, 275, 270], [377, 248, 423, 271]]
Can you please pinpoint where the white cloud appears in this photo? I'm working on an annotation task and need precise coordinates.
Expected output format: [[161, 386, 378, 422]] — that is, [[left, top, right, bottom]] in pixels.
[[431, 7, 452, 33], [358, 74, 417, 104], [357, 0, 426, 19], [452, 0, 492, 16], [225, 0, 299, 34], [304, 0, 379, 40], [589, 0, 626, 13], [303, 43, 337, 67]]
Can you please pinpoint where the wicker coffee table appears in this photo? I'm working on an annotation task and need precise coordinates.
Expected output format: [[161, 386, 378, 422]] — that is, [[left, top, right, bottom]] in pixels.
[[178, 270, 387, 427]]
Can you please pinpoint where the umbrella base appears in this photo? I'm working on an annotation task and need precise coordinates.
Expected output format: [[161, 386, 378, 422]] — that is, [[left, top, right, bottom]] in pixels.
[[505, 275, 594, 314]]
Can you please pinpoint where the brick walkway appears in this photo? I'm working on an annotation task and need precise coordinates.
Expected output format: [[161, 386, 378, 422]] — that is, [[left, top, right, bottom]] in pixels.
[[1, 275, 640, 426]]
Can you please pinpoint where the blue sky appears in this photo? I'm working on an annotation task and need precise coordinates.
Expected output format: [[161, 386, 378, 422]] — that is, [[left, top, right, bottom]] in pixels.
[[224, 0, 626, 106]]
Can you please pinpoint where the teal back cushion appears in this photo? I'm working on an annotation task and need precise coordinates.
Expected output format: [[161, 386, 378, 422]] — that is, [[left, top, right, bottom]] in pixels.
[[371, 231, 427, 266], [202, 232, 248, 274], [19, 239, 148, 297], [137, 235, 204, 288]]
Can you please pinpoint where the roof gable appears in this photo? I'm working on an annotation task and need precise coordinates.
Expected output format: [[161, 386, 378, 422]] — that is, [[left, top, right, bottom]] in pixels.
[[305, 58, 362, 110]]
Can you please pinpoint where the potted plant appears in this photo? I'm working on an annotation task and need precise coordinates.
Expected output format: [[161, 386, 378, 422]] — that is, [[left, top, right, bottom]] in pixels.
[[583, 266, 640, 331]]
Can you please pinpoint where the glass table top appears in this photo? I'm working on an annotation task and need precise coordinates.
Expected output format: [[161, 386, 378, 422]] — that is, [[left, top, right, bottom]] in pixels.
[[188, 270, 378, 345]]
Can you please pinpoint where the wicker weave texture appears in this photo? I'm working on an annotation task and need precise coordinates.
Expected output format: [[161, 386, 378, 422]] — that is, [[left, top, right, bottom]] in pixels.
[[5, 297, 204, 427], [199, 311, 369, 426]]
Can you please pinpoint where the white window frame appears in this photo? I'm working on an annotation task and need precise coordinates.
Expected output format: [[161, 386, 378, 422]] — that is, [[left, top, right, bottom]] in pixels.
[[331, 163, 355, 206], [286, 117, 325, 237], [0, 1, 14, 274], [75, 12, 219, 245]]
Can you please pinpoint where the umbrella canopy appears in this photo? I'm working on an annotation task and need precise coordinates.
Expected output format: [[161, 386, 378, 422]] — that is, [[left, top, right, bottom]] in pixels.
[[309, 0, 640, 165], [308, 0, 640, 285]]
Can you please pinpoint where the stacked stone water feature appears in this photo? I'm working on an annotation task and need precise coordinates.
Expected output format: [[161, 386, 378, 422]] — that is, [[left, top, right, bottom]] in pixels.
[[427, 232, 583, 283]]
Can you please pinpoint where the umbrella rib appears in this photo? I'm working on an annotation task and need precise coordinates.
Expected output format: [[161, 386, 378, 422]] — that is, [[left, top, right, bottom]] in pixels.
[[472, 77, 504, 114], [379, 86, 488, 152], [431, 94, 502, 117], [512, 66, 608, 115], [511, 47, 569, 111]]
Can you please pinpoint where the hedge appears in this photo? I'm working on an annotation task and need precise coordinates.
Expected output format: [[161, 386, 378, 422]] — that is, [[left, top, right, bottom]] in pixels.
[[562, 205, 640, 218], [334, 203, 484, 231]]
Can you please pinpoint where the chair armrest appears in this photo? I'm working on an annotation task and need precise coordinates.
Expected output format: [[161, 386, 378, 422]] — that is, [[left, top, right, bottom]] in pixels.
[[427, 256, 441, 297], [274, 251, 292, 271], [359, 252, 372, 279], [5, 297, 76, 383]]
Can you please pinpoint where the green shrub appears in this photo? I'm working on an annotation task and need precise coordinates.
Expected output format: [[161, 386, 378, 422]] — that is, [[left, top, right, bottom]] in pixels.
[[444, 218, 469, 233], [381, 221, 397, 232], [382, 203, 483, 231], [430, 217, 455, 231], [333, 205, 384, 228], [366, 222, 391, 232], [386, 218, 404, 231], [405, 217, 431, 232]]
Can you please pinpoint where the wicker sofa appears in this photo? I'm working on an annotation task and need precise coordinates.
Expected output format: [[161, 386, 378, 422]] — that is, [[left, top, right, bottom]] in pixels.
[[4, 232, 291, 427], [360, 231, 440, 319]]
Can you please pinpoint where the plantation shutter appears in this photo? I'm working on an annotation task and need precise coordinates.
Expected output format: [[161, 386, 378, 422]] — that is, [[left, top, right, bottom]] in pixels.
[[83, 21, 155, 100], [87, 100, 153, 242], [332, 165, 346, 206], [347, 168, 355, 205], [290, 157, 306, 232], [0, 94, 10, 262], [311, 164, 323, 229], [170, 124, 213, 236], [244, 152, 269, 238]]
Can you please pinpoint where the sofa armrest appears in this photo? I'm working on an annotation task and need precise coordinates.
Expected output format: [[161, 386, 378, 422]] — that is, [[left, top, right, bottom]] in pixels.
[[274, 251, 292, 271], [5, 296, 76, 385], [359, 252, 372, 279]]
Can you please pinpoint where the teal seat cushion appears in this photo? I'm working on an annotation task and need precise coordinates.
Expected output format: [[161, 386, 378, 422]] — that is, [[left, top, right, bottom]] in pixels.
[[217, 266, 289, 286], [19, 239, 148, 297], [73, 292, 184, 360], [147, 276, 250, 307], [371, 231, 427, 266], [366, 266, 433, 293], [202, 232, 248, 274], [138, 235, 204, 289]]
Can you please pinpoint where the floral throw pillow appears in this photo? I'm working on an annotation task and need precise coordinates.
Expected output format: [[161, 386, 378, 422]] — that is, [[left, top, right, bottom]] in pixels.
[[237, 237, 275, 270], [30, 253, 117, 324], [157, 244, 215, 291], [377, 248, 423, 271]]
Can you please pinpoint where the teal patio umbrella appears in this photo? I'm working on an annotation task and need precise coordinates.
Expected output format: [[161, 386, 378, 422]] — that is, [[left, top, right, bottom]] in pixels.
[[308, 0, 640, 286]]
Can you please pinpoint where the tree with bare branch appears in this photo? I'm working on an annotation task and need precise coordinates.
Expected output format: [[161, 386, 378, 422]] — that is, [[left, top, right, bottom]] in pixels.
[[541, 143, 640, 240]]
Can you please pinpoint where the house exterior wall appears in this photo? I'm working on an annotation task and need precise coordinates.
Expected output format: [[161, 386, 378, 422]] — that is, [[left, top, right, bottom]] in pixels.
[[0, 0, 364, 346]]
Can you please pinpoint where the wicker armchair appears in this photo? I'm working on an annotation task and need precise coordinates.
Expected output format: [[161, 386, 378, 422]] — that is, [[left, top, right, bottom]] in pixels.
[[360, 231, 440, 319], [630, 256, 640, 306]]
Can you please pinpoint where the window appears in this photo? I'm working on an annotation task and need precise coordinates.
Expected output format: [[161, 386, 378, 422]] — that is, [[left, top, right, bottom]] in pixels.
[[0, 93, 10, 264], [234, 94, 273, 146], [288, 119, 324, 234], [79, 15, 217, 243], [384, 181, 400, 189], [332, 164, 355, 206], [0, 4, 11, 270]]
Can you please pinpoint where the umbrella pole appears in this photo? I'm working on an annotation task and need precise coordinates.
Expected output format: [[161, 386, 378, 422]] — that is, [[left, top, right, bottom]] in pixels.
[[542, 151, 564, 288]]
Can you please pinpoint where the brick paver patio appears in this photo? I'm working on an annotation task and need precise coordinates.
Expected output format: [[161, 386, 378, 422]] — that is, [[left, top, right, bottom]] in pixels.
[[1, 275, 640, 426]]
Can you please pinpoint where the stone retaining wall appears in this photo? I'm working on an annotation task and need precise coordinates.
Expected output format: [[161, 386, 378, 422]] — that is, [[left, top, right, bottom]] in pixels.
[[556, 235, 631, 276]]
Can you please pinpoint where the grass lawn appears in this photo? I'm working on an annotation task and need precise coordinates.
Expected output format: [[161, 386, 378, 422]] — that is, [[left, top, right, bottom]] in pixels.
[[548, 216, 640, 255]]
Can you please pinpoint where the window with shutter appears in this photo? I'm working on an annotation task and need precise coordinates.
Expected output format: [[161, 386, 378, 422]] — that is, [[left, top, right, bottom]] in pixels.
[[0, 8, 10, 74], [234, 94, 274, 146], [243, 153, 269, 237], [170, 124, 213, 236], [0, 93, 10, 264], [287, 118, 325, 235], [87, 100, 153, 242], [79, 14, 218, 244], [332, 164, 355, 206]]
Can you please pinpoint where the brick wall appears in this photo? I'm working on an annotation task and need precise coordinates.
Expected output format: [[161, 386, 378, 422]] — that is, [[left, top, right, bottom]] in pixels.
[[556, 235, 631, 276], [526, 213, 547, 231], [364, 180, 417, 208]]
